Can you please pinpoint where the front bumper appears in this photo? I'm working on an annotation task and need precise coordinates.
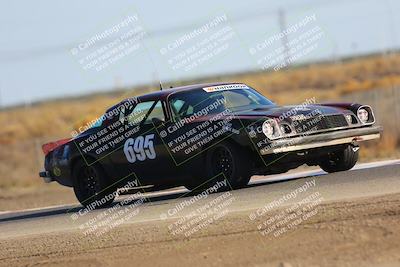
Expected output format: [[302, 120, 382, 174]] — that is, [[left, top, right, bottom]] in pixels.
[[260, 125, 382, 155]]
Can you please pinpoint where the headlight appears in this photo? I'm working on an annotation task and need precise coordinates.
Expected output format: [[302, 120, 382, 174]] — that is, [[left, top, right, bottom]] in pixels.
[[262, 120, 275, 138], [357, 108, 369, 123], [345, 114, 353, 124]]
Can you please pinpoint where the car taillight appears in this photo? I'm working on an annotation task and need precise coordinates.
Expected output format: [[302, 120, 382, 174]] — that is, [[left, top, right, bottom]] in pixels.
[[42, 138, 71, 156]]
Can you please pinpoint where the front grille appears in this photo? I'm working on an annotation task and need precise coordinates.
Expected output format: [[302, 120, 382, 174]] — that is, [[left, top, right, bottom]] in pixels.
[[294, 114, 348, 133]]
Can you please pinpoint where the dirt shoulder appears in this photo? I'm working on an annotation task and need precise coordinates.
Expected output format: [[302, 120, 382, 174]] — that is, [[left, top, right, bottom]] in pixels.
[[1, 192, 399, 267], [0, 185, 76, 211]]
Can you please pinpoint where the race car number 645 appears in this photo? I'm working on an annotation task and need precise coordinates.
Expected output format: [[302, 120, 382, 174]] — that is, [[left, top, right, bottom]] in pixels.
[[124, 134, 156, 163]]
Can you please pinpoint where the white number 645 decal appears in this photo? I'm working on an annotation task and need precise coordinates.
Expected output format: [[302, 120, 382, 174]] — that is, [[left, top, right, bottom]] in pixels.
[[123, 134, 156, 163]]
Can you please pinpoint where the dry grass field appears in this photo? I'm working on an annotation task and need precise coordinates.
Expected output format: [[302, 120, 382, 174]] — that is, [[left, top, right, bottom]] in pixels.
[[1, 53, 399, 190]]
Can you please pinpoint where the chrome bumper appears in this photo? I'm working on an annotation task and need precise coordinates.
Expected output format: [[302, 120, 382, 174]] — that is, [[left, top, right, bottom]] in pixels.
[[260, 126, 382, 155]]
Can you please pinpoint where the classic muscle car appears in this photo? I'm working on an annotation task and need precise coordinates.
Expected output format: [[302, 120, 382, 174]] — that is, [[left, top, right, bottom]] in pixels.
[[39, 82, 382, 208]]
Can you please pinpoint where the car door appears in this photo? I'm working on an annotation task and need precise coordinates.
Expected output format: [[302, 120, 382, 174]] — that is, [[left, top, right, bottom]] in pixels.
[[108, 100, 175, 185]]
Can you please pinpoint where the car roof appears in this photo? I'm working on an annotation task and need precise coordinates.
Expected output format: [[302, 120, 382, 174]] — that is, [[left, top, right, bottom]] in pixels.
[[124, 82, 242, 103], [104, 82, 248, 119]]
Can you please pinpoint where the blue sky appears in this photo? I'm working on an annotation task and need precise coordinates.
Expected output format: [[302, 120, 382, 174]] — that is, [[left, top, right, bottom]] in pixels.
[[0, 0, 399, 107]]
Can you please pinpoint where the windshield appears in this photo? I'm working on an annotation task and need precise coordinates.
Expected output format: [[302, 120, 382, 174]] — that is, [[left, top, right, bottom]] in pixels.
[[169, 87, 274, 118]]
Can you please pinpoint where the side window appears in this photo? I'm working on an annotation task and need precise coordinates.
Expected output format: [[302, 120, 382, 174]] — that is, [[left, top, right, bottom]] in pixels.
[[171, 98, 194, 119], [126, 101, 165, 125], [145, 101, 165, 123], [119, 105, 126, 123], [126, 101, 153, 125]]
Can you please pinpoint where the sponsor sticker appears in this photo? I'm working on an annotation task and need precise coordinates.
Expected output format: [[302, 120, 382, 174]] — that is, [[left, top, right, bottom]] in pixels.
[[203, 83, 249, 92], [290, 114, 307, 121]]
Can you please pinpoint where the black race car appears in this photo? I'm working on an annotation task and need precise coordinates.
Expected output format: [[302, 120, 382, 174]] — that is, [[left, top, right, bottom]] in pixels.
[[39, 82, 382, 208]]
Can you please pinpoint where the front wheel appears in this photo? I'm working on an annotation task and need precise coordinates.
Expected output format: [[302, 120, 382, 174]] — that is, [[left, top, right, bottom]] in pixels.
[[72, 161, 116, 209], [185, 142, 252, 191], [319, 144, 359, 173]]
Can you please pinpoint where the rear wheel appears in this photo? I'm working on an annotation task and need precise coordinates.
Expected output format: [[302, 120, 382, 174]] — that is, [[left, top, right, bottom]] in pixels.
[[72, 161, 116, 209], [185, 142, 252, 191], [319, 144, 359, 173]]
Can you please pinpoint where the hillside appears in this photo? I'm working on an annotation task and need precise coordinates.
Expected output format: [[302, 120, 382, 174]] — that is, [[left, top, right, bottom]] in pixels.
[[1, 53, 399, 189]]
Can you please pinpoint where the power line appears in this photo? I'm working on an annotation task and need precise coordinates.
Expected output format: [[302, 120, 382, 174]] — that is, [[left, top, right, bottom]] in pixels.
[[0, 0, 358, 62]]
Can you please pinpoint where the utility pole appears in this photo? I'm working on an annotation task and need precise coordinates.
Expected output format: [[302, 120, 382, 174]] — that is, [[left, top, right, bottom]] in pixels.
[[385, 0, 396, 55], [278, 8, 290, 68]]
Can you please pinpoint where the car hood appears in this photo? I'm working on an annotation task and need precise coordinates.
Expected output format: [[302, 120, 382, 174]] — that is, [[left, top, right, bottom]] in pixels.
[[228, 104, 347, 119]]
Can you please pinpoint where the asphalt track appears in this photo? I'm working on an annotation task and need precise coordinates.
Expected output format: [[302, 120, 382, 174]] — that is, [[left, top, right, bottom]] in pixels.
[[1, 159, 399, 239]]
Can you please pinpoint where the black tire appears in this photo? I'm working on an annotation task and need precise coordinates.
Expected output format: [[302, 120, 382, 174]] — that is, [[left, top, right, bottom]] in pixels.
[[319, 145, 359, 173], [72, 161, 116, 209], [185, 142, 252, 191]]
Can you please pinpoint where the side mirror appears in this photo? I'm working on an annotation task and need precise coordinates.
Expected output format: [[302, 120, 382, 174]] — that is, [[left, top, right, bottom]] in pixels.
[[152, 117, 165, 127]]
